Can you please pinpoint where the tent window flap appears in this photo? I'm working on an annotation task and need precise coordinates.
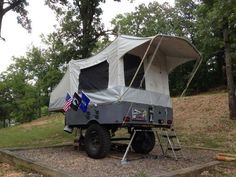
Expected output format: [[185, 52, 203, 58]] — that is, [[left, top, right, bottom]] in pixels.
[[79, 61, 109, 91], [123, 53, 145, 89]]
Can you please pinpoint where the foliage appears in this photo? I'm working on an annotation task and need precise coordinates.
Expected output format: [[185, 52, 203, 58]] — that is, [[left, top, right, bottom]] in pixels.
[[45, 0, 107, 60], [0, 0, 31, 40], [111, 2, 175, 36], [0, 79, 12, 127], [0, 46, 63, 124], [196, 0, 236, 118], [1, 55, 38, 123]]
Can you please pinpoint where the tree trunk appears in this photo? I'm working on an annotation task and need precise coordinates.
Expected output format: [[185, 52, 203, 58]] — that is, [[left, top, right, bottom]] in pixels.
[[223, 22, 236, 120], [0, 0, 3, 38], [0, 12, 3, 39]]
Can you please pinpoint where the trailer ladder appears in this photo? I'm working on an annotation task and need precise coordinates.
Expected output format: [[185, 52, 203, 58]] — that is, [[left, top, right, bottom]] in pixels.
[[121, 128, 184, 164], [156, 128, 184, 161]]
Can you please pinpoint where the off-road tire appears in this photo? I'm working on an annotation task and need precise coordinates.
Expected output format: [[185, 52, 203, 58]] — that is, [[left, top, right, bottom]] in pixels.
[[131, 129, 155, 154], [85, 124, 111, 159]]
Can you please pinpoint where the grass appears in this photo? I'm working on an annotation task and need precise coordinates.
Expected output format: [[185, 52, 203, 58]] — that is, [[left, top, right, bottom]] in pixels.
[[0, 113, 74, 148]]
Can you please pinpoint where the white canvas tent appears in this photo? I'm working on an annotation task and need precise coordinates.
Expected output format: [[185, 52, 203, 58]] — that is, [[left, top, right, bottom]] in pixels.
[[49, 35, 201, 111]]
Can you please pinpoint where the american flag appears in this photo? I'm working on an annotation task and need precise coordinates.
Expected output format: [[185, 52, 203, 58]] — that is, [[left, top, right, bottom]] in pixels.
[[63, 93, 72, 112]]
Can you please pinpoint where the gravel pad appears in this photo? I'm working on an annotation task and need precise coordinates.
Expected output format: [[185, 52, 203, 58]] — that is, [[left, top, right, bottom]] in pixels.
[[14, 146, 217, 177]]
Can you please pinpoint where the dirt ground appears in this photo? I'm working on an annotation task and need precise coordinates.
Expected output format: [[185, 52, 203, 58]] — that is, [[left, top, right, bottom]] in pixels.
[[0, 162, 42, 177], [173, 92, 236, 152], [200, 162, 236, 177], [173, 92, 229, 131], [13, 146, 218, 177]]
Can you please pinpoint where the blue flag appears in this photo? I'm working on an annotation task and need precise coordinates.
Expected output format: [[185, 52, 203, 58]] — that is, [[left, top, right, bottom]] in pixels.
[[79, 92, 90, 112]]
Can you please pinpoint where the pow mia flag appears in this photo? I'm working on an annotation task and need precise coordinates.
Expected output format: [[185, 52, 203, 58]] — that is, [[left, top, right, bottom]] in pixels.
[[71, 92, 82, 111]]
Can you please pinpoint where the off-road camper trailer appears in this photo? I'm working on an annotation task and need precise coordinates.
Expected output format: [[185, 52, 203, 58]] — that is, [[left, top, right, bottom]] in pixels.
[[49, 35, 201, 159]]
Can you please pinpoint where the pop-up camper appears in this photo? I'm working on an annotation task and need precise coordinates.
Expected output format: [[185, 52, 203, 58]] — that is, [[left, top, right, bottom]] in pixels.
[[49, 35, 201, 159]]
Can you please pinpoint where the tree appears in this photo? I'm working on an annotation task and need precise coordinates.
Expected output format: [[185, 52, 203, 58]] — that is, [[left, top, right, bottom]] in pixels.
[[112, 2, 175, 36], [45, 0, 107, 60], [2, 56, 38, 122], [0, 77, 12, 127], [0, 46, 52, 124], [0, 0, 31, 40], [197, 0, 236, 119]]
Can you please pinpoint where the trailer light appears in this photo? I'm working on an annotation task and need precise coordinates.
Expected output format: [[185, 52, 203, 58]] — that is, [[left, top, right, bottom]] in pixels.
[[167, 120, 172, 124], [123, 116, 130, 122]]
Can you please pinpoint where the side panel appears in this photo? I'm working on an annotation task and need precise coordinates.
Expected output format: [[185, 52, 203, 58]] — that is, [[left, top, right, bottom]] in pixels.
[[65, 102, 173, 128]]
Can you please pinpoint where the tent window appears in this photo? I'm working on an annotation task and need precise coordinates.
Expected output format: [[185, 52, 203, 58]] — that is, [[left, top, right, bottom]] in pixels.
[[123, 53, 145, 89], [79, 61, 109, 91]]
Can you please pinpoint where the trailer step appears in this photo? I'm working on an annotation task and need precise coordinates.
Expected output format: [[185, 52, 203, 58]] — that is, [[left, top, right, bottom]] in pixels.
[[167, 147, 181, 151], [162, 134, 176, 138], [111, 137, 130, 141], [155, 128, 184, 160]]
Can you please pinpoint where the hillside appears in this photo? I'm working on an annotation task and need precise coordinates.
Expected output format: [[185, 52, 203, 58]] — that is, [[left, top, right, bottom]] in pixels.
[[0, 113, 72, 148], [173, 91, 236, 152], [0, 91, 235, 152]]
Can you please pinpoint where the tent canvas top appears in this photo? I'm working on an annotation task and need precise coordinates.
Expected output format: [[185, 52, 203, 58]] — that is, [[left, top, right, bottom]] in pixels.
[[49, 34, 201, 111]]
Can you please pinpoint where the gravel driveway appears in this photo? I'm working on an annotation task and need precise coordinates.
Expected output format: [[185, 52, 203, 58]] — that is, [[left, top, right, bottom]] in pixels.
[[14, 145, 217, 177]]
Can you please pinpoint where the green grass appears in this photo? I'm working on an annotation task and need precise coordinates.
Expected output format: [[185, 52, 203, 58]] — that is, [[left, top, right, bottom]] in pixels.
[[0, 113, 74, 148]]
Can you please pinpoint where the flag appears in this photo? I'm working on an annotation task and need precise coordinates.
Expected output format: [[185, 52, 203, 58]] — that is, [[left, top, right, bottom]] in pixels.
[[79, 92, 90, 112], [71, 92, 82, 111], [63, 93, 72, 112]]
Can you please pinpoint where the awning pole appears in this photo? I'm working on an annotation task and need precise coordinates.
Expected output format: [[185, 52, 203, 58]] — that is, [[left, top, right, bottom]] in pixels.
[[180, 56, 203, 97]]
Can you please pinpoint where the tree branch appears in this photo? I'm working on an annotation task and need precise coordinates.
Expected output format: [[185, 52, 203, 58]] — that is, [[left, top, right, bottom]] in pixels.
[[2, 0, 23, 15], [3, 1, 12, 5], [0, 35, 5, 41]]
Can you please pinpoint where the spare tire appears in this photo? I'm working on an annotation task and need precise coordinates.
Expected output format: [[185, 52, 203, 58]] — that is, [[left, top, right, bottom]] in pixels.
[[85, 124, 111, 159], [131, 129, 155, 154]]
